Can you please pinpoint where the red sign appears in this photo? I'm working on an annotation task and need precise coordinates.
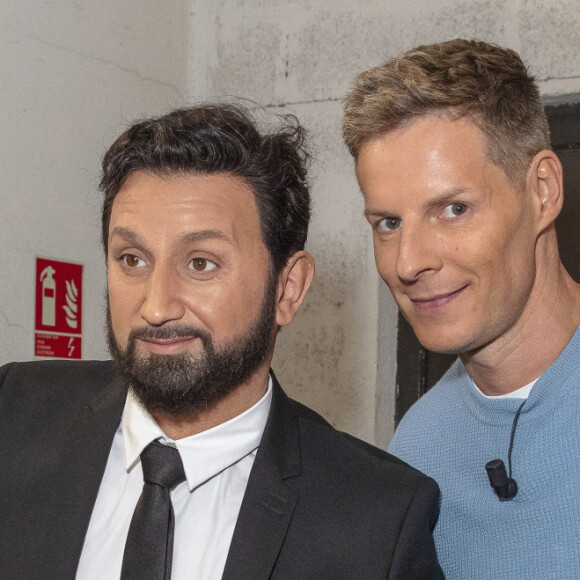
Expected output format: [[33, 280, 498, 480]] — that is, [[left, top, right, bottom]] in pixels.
[[35, 258, 83, 359]]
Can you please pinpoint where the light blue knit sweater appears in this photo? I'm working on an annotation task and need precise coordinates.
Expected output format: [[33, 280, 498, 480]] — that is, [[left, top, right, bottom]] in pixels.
[[389, 325, 580, 580]]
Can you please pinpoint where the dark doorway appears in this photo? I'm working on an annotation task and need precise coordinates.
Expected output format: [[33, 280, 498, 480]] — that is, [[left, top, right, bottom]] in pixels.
[[394, 100, 580, 426]]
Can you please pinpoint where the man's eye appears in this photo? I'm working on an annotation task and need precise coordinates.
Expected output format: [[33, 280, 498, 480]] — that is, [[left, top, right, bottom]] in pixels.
[[189, 258, 217, 272], [377, 217, 402, 232], [443, 203, 468, 218], [121, 254, 146, 268]]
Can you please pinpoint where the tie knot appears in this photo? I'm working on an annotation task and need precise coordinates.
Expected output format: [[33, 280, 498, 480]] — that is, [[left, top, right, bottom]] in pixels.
[[140, 440, 186, 489]]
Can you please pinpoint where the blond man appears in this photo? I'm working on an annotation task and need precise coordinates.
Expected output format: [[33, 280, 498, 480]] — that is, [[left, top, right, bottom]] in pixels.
[[343, 39, 580, 579]]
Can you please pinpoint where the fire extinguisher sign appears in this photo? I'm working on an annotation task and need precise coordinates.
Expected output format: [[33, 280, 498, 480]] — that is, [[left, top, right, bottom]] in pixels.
[[35, 257, 83, 359]]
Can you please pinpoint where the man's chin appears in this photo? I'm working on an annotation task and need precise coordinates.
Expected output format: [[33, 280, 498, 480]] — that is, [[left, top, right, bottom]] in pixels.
[[120, 353, 220, 416], [112, 337, 269, 418], [414, 327, 481, 356]]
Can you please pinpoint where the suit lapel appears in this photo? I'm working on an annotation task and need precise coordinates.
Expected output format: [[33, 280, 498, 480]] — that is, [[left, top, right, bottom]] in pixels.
[[222, 375, 301, 580], [47, 375, 127, 578]]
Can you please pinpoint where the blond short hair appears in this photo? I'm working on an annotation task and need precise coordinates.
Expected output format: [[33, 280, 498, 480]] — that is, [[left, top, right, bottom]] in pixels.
[[343, 39, 550, 187]]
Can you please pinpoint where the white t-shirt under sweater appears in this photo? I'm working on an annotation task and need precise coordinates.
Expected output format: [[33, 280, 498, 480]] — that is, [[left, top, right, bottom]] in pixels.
[[473, 378, 536, 399], [76, 378, 272, 580]]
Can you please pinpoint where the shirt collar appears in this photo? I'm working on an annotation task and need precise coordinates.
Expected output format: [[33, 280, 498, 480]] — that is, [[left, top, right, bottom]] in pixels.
[[121, 377, 273, 491]]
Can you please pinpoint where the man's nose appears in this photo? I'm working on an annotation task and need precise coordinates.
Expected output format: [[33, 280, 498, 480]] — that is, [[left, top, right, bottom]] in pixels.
[[140, 267, 186, 326], [395, 223, 443, 282]]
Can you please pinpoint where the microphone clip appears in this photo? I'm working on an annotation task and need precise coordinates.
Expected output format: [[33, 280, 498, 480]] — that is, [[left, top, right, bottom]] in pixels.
[[485, 398, 526, 501], [485, 459, 518, 500]]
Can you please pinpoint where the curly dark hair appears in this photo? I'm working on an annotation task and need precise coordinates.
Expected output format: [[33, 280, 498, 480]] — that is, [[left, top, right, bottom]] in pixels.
[[101, 103, 311, 274]]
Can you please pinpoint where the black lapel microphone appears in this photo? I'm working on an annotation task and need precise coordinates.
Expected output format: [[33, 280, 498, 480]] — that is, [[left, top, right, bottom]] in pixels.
[[485, 399, 527, 501]]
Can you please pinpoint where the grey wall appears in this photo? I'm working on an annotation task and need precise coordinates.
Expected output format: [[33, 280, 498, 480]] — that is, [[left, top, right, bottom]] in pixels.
[[1, 0, 579, 447], [0, 1, 190, 363]]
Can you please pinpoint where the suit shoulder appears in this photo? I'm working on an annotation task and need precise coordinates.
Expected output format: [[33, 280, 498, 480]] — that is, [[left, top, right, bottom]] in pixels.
[[0, 360, 116, 402], [284, 395, 332, 427], [0, 362, 17, 384], [1, 359, 114, 381], [289, 395, 438, 494]]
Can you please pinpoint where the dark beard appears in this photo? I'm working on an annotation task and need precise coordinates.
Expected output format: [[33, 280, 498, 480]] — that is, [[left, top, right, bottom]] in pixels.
[[106, 272, 277, 418]]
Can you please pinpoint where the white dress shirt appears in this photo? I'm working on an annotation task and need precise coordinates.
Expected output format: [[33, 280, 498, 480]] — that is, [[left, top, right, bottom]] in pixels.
[[76, 378, 272, 580]]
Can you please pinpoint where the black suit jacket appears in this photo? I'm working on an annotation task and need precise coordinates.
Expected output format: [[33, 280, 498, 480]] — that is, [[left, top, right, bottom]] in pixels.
[[0, 360, 443, 579]]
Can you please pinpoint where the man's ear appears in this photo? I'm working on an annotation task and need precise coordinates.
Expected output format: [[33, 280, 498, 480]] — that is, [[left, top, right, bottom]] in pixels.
[[527, 150, 564, 233], [275, 251, 315, 327]]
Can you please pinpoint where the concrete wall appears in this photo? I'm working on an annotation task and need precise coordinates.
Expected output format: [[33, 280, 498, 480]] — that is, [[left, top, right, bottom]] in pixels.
[[0, 1, 189, 363], [189, 0, 580, 446]]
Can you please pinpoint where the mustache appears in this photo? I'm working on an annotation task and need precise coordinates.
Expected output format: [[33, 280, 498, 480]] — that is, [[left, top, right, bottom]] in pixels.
[[128, 324, 212, 343]]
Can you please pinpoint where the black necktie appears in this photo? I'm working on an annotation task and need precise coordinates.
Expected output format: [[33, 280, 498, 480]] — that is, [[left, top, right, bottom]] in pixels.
[[121, 440, 186, 580]]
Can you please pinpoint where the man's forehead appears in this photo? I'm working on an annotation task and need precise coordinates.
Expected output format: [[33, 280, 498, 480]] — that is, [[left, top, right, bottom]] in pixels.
[[359, 116, 490, 174], [108, 170, 264, 251], [112, 171, 255, 213]]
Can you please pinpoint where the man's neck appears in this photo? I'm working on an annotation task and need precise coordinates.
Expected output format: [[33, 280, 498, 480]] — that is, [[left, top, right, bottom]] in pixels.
[[150, 365, 272, 440], [462, 258, 580, 397]]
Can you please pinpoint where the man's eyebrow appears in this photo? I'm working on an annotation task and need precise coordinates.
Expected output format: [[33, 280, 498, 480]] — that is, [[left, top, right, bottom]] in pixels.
[[109, 226, 145, 246], [363, 187, 475, 218], [363, 207, 391, 219], [178, 229, 229, 244], [422, 187, 473, 209]]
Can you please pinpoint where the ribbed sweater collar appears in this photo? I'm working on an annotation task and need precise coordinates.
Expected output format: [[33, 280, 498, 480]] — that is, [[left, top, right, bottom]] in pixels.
[[451, 325, 580, 426]]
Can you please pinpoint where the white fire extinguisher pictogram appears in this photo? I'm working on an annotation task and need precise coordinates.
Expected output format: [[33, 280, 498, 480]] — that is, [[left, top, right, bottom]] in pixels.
[[40, 266, 56, 326]]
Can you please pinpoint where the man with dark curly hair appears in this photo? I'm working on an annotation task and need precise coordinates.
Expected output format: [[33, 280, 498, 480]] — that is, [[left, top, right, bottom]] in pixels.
[[0, 103, 443, 579]]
